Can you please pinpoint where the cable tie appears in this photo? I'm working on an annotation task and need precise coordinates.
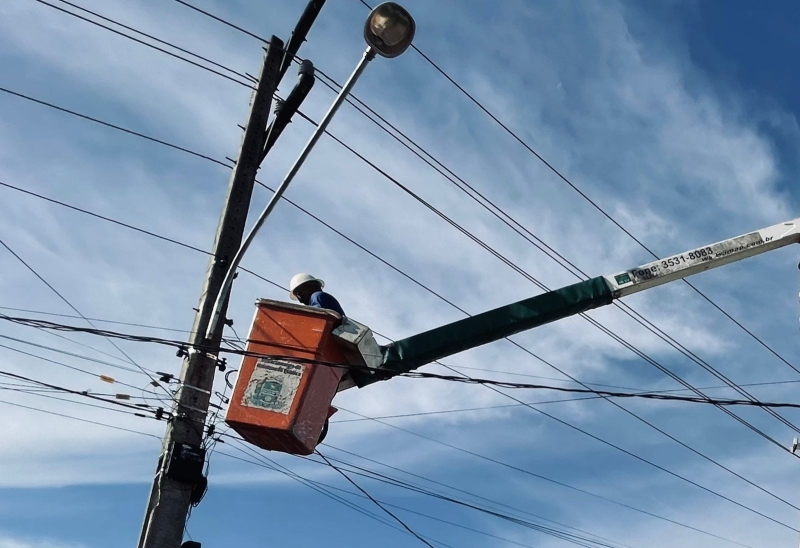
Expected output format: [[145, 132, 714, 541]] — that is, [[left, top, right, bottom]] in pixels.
[[180, 383, 211, 395]]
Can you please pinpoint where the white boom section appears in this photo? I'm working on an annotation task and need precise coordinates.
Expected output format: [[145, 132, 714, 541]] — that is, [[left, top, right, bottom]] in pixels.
[[604, 218, 800, 298]]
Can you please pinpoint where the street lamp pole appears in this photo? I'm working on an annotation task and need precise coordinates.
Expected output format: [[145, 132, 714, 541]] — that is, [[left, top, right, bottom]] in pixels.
[[206, 47, 374, 338], [206, 2, 416, 339]]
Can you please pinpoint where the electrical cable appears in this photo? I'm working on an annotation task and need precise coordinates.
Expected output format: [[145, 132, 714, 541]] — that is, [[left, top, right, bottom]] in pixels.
[[294, 106, 800, 448], [283, 88, 800, 447], [218, 436, 460, 548], [0, 87, 232, 169], [30, 0, 254, 89], [0, 86, 784, 524], [306, 452, 627, 548], [1, 122, 793, 521], [0, 368, 164, 417], [306, 66, 800, 436], [6, 3, 792, 544], [162, 0, 798, 434], [300, 62, 800, 440], [223, 433, 623, 548], [8, 303, 796, 526], [7, 32, 782, 447], [320, 443, 636, 548], [0, 384, 159, 418], [213, 448, 456, 548], [9, 315, 800, 530], [360, 0, 800, 385], [0, 396, 162, 439], [53, 0, 250, 83], [0, 333, 153, 376], [0, 305, 195, 335], [218, 445, 606, 548], [1, 10, 792, 524], [331, 378, 800, 423], [7, 316, 800, 411], [26, 320, 137, 368], [329, 406, 756, 547], [141, 0, 800, 481], [316, 450, 436, 548], [0, 339, 142, 391], [0, 236, 171, 397]]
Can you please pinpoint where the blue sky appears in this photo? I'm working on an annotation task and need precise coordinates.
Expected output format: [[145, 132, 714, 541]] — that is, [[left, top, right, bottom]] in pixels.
[[1, 0, 799, 547]]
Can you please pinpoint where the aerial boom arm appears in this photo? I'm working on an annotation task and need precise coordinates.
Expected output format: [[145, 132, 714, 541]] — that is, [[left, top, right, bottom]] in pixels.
[[349, 217, 800, 388], [604, 218, 800, 297]]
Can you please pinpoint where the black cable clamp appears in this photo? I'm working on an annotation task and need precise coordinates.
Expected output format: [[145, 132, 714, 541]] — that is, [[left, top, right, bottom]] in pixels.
[[216, 357, 227, 373], [157, 371, 175, 383]]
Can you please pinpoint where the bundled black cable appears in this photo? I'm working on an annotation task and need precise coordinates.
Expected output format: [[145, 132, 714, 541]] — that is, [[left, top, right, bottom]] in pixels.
[[6, 313, 800, 410]]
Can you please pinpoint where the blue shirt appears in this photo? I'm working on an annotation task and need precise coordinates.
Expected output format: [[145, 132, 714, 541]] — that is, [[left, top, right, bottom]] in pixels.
[[308, 291, 345, 317]]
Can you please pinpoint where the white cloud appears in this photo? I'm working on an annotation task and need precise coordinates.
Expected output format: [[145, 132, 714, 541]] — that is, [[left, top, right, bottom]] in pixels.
[[0, 0, 798, 545], [0, 534, 87, 548]]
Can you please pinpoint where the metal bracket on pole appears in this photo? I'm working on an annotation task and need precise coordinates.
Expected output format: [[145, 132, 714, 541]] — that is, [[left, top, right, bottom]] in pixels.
[[261, 59, 316, 164]]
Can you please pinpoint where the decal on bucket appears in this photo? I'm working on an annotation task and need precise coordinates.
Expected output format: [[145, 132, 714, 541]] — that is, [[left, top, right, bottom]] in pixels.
[[243, 358, 305, 415]]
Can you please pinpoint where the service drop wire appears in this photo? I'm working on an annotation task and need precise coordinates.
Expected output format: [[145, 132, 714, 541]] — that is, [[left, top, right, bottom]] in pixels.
[[5, 314, 800, 411]]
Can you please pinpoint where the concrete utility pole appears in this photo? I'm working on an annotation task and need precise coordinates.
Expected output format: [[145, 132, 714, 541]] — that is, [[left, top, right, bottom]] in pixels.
[[136, 39, 283, 548]]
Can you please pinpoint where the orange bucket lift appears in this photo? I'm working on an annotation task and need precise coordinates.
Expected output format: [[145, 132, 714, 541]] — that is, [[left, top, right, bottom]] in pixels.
[[224, 299, 380, 455]]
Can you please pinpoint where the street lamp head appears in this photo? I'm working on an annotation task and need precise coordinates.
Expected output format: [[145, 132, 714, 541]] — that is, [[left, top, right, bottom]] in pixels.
[[364, 2, 415, 58]]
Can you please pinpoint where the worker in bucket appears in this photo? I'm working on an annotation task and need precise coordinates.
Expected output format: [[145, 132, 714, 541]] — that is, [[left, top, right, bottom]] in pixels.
[[289, 273, 345, 317]]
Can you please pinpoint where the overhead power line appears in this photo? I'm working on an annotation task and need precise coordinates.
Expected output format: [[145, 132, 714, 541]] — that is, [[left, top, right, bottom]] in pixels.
[[331, 377, 800, 423], [0, 397, 161, 439], [2, 6, 795, 522], [8, 305, 799, 400], [0, 236, 169, 396], [307, 451, 628, 548], [0, 194, 750, 547], [218, 431, 630, 548], [10, 1, 792, 544], [0, 368, 164, 417], [214, 443, 460, 548], [0, 333, 153, 376], [352, 0, 799, 381], [156, 0, 800, 464], [12, 0, 786, 439], [163, 0, 795, 429], [0, 384, 156, 417], [31, 0, 254, 89], [317, 444, 634, 548], [305, 64, 800, 439], [0, 337, 146, 392], [0, 305, 194, 335], [331, 406, 756, 547], [7, 314, 800, 413], [2, 86, 794, 522], [316, 450, 436, 548]]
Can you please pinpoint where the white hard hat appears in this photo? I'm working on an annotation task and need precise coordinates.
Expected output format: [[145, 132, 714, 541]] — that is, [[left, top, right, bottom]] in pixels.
[[289, 273, 324, 300]]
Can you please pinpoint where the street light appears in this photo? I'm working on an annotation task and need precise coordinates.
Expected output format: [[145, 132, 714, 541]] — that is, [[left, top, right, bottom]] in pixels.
[[206, 2, 416, 338], [364, 2, 415, 58]]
